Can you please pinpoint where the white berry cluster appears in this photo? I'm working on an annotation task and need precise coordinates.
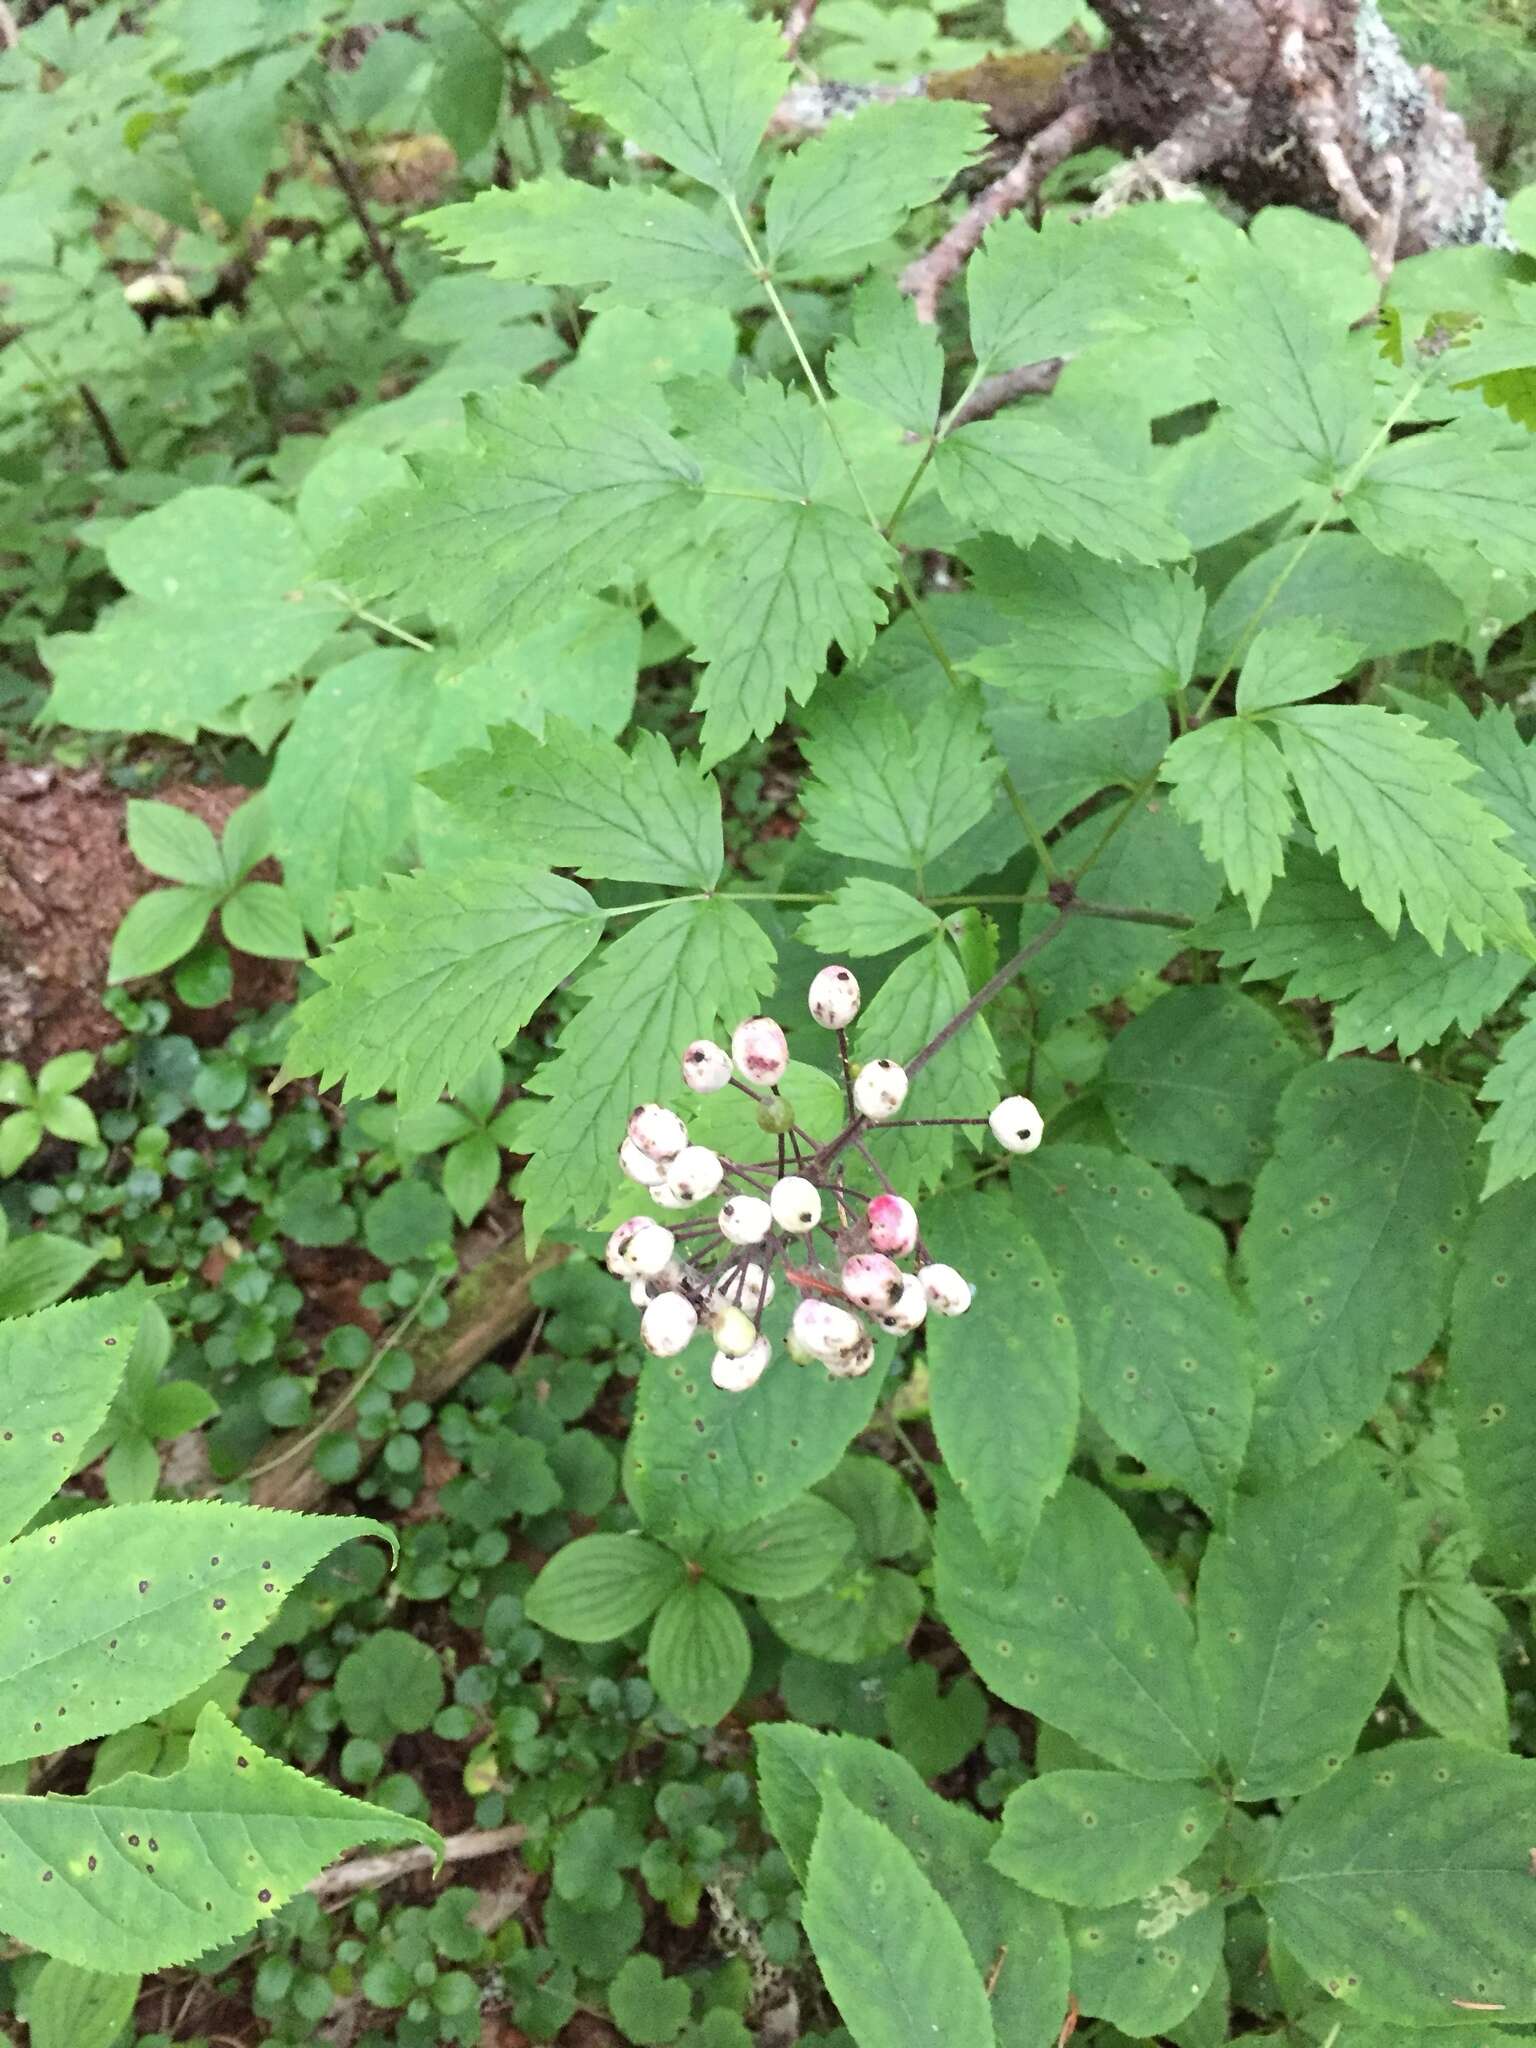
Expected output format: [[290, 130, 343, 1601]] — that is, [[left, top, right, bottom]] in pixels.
[[606, 963, 1045, 1395]]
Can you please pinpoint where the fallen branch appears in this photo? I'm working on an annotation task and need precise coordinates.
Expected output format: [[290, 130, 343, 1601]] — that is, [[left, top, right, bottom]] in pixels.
[[310, 1824, 527, 1900], [945, 354, 1066, 428]]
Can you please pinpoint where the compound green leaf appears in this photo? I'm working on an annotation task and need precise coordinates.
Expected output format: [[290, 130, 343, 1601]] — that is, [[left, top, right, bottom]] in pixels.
[[992, 1772, 1224, 1907], [646, 1578, 751, 1725], [1263, 1742, 1536, 2022], [517, 895, 775, 1243], [797, 879, 941, 957], [1101, 985, 1307, 1185], [0, 1289, 142, 1546], [923, 1192, 1078, 1573], [1348, 416, 1536, 579], [219, 882, 306, 962], [1011, 1149, 1253, 1518], [1448, 1181, 1536, 1583], [967, 211, 1173, 374], [1267, 703, 1534, 956], [934, 1479, 1218, 1781], [766, 98, 985, 277], [1399, 1537, 1509, 1751], [1235, 620, 1361, 714], [1194, 1449, 1399, 1800], [827, 277, 944, 437], [282, 863, 602, 1113], [0, 1706, 437, 1972], [799, 683, 998, 874], [107, 888, 218, 984], [0, 1504, 389, 1767], [698, 1496, 855, 1600], [966, 546, 1204, 719], [1066, 1877, 1227, 2036], [850, 939, 1001, 1193], [804, 1784, 995, 2048], [1242, 1062, 1477, 1486], [1203, 533, 1463, 669], [524, 1534, 684, 1642], [935, 416, 1187, 565], [561, 0, 787, 201], [1475, 996, 1536, 1196]]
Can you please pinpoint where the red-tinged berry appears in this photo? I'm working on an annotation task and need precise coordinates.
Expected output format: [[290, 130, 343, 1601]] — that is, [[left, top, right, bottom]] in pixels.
[[866, 1192, 918, 1256], [791, 1297, 863, 1361], [628, 1102, 688, 1162], [605, 1217, 657, 1277], [731, 1015, 789, 1086], [841, 1251, 904, 1312]]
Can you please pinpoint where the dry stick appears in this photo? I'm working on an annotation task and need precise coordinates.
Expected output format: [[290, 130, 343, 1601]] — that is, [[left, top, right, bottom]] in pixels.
[[310, 1824, 526, 1901], [782, 0, 819, 57], [310, 125, 413, 305], [945, 355, 1066, 429], [77, 383, 129, 471], [901, 97, 1101, 323]]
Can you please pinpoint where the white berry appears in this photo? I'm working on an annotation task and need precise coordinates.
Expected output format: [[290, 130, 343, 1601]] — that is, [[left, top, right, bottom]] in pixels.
[[712, 1334, 772, 1392], [769, 1175, 822, 1234], [629, 1277, 653, 1308], [808, 964, 860, 1030], [841, 1252, 904, 1313], [710, 1303, 759, 1358], [853, 1058, 908, 1121], [628, 1102, 688, 1162], [641, 1291, 698, 1357], [649, 1180, 696, 1210], [876, 1272, 927, 1334], [619, 1136, 666, 1187], [667, 1145, 724, 1204], [628, 1221, 676, 1279], [989, 1094, 1044, 1154], [605, 1217, 657, 1277], [823, 1332, 875, 1379], [731, 1015, 789, 1087], [920, 1263, 972, 1316], [865, 1192, 918, 1257], [791, 1297, 863, 1362], [681, 1039, 732, 1094], [719, 1194, 773, 1245]]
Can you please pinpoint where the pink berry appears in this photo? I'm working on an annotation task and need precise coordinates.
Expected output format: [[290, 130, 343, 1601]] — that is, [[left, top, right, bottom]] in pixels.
[[731, 1015, 789, 1087], [808, 964, 860, 1030], [681, 1039, 732, 1093], [841, 1252, 904, 1313], [628, 1102, 688, 1162], [866, 1193, 918, 1256]]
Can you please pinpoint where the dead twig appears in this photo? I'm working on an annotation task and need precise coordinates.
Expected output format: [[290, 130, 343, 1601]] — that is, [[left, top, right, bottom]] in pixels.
[[310, 1824, 527, 1900], [782, 0, 818, 58], [77, 382, 129, 471], [309, 123, 413, 305], [944, 354, 1066, 428]]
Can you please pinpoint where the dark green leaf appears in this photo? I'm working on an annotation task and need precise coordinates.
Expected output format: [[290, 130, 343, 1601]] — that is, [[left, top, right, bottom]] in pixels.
[[1448, 1181, 1536, 1583], [525, 1534, 684, 1642], [992, 1772, 1224, 1907], [646, 1579, 751, 1724]]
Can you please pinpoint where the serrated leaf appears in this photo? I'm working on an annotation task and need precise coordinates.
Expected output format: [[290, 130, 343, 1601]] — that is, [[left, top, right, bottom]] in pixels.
[[965, 545, 1204, 719], [331, 387, 699, 659], [1268, 702, 1534, 955], [426, 720, 723, 889], [1263, 1741, 1536, 2022], [0, 1504, 388, 1767], [850, 940, 1001, 1193], [1242, 1062, 1477, 1486], [1011, 1149, 1252, 1517], [766, 98, 985, 277], [1194, 1449, 1399, 1800], [799, 682, 998, 873], [0, 1234, 101, 1320], [922, 1192, 1078, 1571], [935, 416, 1187, 564], [524, 1533, 684, 1641], [266, 648, 434, 937], [804, 1785, 995, 2048], [699, 1497, 855, 1599], [1066, 1878, 1226, 2036], [560, 0, 787, 201], [0, 1290, 142, 1545], [967, 211, 1173, 373], [934, 1479, 1218, 1780], [798, 879, 941, 957], [827, 277, 943, 437], [1399, 1548, 1509, 1750], [1235, 621, 1361, 714], [1475, 996, 1536, 1196], [517, 896, 774, 1243], [1101, 985, 1307, 1184], [124, 801, 223, 888], [1448, 1182, 1536, 1583], [647, 1578, 751, 1725], [283, 863, 602, 1113], [1348, 416, 1536, 578], [0, 1705, 437, 1972], [411, 179, 749, 309], [1203, 532, 1464, 669], [992, 1773, 1224, 1907]]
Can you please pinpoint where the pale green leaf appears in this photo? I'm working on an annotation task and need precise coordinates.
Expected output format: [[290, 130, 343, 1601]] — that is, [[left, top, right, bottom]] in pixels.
[[762, 1559, 921, 1664], [25, 1957, 140, 2048], [517, 897, 774, 1243], [525, 1534, 684, 1641], [1101, 985, 1307, 1184], [1011, 1149, 1252, 1517], [1448, 1182, 1536, 1583], [935, 416, 1187, 564], [797, 879, 941, 957], [1268, 702, 1534, 955], [0, 1503, 387, 1767], [1195, 1449, 1399, 1800], [1203, 533, 1463, 670], [266, 648, 434, 938], [988, 694, 1170, 838], [992, 1772, 1223, 1907], [1348, 416, 1536, 578], [1066, 1879, 1226, 2036], [0, 1705, 437, 1972], [220, 883, 306, 961], [767, 99, 984, 276], [423, 600, 640, 768], [1235, 620, 1361, 714], [967, 211, 1173, 374], [850, 940, 1001, 1193], [1476, 996, 1536, 1195], [1264, 1742, 1536, 2022], [698, 1497, 855, 1600], [107, 888, 218, 984], [560, 0, 788, 201], [827, 277, 944, 437], [1242, 1062, 1477, 1486], [804, 1785, 995, 2048], [934, 1480, 1218, 1780], [923, 1192, 1078, 1571], [1401, 691, 1536, 877], [124, 801, 223, 888], [282, 863, 603, 1112], [646, 1579, 751, 1725], [0, 1290, 142, 1546], [966, 544, 1204, 719], [798, 683, 998, 873], [0, 1234, 101, 1320]]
